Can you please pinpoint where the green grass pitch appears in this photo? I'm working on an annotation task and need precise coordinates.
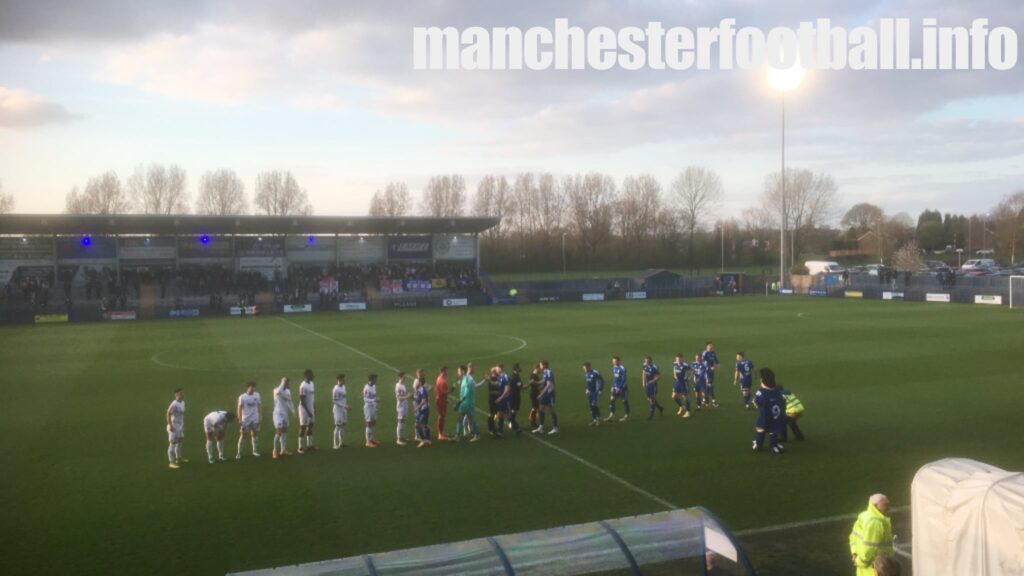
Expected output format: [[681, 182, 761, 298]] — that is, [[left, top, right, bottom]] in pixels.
[[1, 297, 1022, 575]]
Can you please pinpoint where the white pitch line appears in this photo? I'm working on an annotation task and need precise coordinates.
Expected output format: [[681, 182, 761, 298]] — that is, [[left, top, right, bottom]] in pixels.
[[276, 315, 676, 511], [276, 316, 401, 373], [735, 505, 909, 537], [519, 426, 678, 510]]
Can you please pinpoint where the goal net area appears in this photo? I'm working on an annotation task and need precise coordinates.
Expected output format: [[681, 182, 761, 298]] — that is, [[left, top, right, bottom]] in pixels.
[[228, 508, 755, 576], [1011, 276, 1024, 309]]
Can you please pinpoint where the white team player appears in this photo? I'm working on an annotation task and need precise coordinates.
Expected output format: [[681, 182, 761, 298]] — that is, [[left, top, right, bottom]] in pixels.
[[166, 388, 187, 469], [203, 410, 236, 464], [272, 377, 295, 459], [395, 372, 411, 446], [332, 374, 350, 449], [298, 369, 317, 453], [363, 374, 379, 448], [236, 381, 262, 459]]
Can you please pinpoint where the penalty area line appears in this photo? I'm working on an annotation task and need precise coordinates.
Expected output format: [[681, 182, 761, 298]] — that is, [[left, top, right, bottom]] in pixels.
[[275, 315, 677, 512]]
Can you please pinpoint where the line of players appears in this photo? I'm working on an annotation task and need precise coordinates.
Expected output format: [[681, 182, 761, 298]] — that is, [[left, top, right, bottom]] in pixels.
[[164, 342, 805, 468], [581, 342, 748, 425]]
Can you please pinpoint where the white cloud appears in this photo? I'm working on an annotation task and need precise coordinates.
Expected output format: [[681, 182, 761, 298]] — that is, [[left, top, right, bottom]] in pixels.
[[98, 25, 283, 103], [0, 86, 79, 128]]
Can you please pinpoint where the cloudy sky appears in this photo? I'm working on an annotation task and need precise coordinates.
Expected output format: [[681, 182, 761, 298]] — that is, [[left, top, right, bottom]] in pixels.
[[0, 0, 1022, 219]]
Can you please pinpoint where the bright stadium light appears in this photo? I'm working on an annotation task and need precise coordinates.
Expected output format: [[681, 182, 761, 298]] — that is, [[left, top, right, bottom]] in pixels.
[[200, 234, 210, 245], [81, 235, 91, 246], [767, 55, 806, 289], [767, 59, 806, 93]]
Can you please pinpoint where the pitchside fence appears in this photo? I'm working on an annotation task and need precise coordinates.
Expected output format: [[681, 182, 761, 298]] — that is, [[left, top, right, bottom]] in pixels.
[[2, 272, 1022, 325], [227, 508, 756, 576]]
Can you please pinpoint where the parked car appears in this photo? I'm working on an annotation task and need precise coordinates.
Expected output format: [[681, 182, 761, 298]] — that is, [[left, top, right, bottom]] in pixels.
[[805, 261, 845, 275], [961, 259, 996, 272], [919, 260, 952, 276]]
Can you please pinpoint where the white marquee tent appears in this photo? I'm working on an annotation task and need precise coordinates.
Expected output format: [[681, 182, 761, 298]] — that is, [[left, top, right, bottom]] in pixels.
[[912, 458, 1024, 576]]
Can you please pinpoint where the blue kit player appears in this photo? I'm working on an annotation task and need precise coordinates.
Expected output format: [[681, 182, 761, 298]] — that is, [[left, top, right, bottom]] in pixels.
[[532, 360, 559, 435], [671, 353, 691, 418], [493, 364, 520, 437], [733, 352, 755, 409], [752, 367, 786, 454], [701, 342, 721, 407], [606, 356, 630, 422], [691, 354, 709, 409], [581, 362, 604, 426], [642, 356, 664, 420]]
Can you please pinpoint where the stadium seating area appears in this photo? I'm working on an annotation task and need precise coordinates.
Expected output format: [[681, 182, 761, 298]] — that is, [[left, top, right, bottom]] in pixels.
[[0, 261, 484, 314]]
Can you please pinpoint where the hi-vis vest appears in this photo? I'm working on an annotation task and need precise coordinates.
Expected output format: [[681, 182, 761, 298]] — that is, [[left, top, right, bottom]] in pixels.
[[848, 502, 893, 575], [782, 391, 804, 416]]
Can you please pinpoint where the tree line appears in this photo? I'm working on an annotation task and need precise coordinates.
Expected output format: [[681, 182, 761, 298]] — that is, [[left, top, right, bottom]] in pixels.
[[372, 167, 840, 273], [2, 166, 1021, 272], [61, 165, 312, 217]]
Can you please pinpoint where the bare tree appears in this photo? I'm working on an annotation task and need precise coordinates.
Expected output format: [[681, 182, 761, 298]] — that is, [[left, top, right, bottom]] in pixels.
[[616, 174, 662, 253], [368, 182, 411, 217], [419, 174, 466, 217], [254, 170, 312, 216], [196, 169, 248, 215], [473, 175, 511, 240], [760, 168, 838, 264], [65, 171, 131, 214], [671, 166, 724, 266], [892, 240, 925, 272], [128, 163, 189, 214], [993, 190, 1024, 262], [0, 179, 13, 214], [564, 172, 617, 269]]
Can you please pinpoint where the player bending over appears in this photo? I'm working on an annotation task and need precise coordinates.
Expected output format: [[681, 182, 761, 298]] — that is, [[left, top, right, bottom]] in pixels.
[[533, 360, 559, 435], [166, 388, 187, 469], [272, 377, 295, 459], [413, 371, 432, 447], [581, 362, 603, 426], [672, 354, 691, 418], [642, 356, 664, 420], [332, 374, 350, 449], [733, 353, 755, 409], [236, 381, 262, 458], [297, 369, 317, 453], [606, 356, 630, 422], [752, 368, 786, 454], [203, 410, 236, 463], [702, 342, 721, 407], [363, 374, 379, 448]]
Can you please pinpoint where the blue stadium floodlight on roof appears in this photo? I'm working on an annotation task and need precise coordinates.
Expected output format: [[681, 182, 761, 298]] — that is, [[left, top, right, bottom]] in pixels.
[[308, 235, 316, 245], [81, 235, 91, 246], [200, 234, 210, 245]]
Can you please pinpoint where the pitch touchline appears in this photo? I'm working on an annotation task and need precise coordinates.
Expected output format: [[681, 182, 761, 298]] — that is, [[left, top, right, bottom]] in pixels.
[[735, 505, 909, 537], [275, 315, 677, 511]]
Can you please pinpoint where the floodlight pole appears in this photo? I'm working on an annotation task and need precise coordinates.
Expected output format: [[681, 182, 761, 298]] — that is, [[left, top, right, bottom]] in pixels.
[[780, 95, 786, 288], [562, 233, 567, 277]]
